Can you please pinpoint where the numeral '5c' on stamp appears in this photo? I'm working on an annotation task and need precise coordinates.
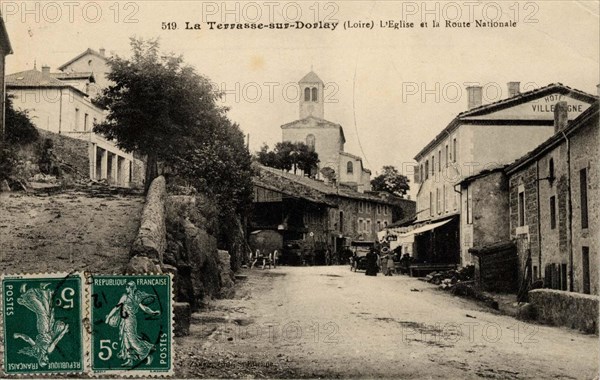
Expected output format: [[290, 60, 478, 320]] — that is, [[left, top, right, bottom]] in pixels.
[[90, 274, 173, 376], [2, 273, 84, 375]]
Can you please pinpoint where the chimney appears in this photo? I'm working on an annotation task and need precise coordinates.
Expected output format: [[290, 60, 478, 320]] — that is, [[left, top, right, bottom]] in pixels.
[[99, 48, 106, 57], [507, 82, 520, 97], [41, 65, 51, 76], [554, 101, 568, 132], [466, 86, 482, 110]]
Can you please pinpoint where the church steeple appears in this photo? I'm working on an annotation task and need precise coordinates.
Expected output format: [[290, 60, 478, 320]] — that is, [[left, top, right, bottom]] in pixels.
[[299, 70, 324, 119]]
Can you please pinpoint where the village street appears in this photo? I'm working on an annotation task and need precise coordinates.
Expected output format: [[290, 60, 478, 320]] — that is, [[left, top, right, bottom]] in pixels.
[[176, 266, 599, 379]]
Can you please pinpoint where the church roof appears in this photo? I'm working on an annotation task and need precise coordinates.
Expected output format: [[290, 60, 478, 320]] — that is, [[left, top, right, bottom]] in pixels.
[[299, 71, 323, 84], [281, 116, 346, 144]]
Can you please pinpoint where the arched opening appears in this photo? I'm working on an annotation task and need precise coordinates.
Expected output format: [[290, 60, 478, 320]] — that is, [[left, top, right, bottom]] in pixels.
[[306, 134, 316, 150], [304, 87, 311, 101], [347, 161, 354, 174], [339, 211, 344, 232], [311, 87, 318, 102]]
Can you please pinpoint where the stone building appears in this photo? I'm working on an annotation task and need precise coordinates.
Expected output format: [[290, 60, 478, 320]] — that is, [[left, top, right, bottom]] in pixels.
[[413, 83, 597, 266], [459, 167, 510, 255], [6, 66, 140, 187], [506, 101, 599, 295], [57, 48, 111, 98], [0, 13, 12, 138], [281, 71, 372, 192], [251, 164, 415, 261]]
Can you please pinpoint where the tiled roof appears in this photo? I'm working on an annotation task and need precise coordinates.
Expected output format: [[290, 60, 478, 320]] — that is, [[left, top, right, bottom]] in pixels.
[[255, 164, 397, 205], [0, 15, 12, 54], [505, 101, 599, 174], [51, 72, 96, 82], [299, 71, 323, 83], [6, 69, 88, 96], [414, 83, 599, 160], [58, 48, 107, 71]]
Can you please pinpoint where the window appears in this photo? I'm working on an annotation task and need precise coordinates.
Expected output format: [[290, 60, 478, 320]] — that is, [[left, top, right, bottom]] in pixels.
[[418, 164, 423, 183], [550, 196, 556, 230], [429, 192, 433, 217], [580, 168, 588, 229], [438, 150, 441, 172], [358, 218, 363, 232], [347, 161, 354, 174], [358, 202, 364, 213], [377, 220, 381, 231], [436, 188, 441, 214], [431, 156, 435, 176], [384, 206, 388, 215], [311, 87, 318, 102], [366, 203, 371, 213], [445, 145, 449, 167], [366, 219, 372, 233], [93, 117, 97, 127], [306, 134, 316, 150], [424, 161, 429, 180], [582, 247, 590, 294], [443, 185, 447, 212], [304, 87, 311, 101], [339, 211, 344, 232], [548, 158, 555, 183], [74, 108, 80, 130], [466, 186, 473, 224], [84, 113, 89, 131], [518, 190, 525, 227], [453, 138, 457, 162]]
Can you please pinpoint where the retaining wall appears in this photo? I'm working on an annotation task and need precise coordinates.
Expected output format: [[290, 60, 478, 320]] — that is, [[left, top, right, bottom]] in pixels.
[[529, 289, 598, 334]]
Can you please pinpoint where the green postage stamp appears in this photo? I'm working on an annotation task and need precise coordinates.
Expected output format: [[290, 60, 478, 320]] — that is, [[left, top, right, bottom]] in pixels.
[[2, 273, 84, 375], [90, 274, 173, 376]]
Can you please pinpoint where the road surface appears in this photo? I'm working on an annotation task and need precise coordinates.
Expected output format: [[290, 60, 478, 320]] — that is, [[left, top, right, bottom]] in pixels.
[[177, 265, 599, 379]]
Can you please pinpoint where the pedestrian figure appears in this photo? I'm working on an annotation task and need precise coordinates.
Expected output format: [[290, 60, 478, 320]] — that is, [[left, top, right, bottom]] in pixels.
[[384, 249, 395, 276], [365, 248, 379, 276], [250, 249, 261, 269], [272, 249, 278, 268]]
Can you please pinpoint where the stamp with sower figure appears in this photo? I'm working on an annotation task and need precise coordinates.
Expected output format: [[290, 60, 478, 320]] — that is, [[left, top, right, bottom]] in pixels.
[[90, 274, 173, 376], [2, 273, 85, 375]]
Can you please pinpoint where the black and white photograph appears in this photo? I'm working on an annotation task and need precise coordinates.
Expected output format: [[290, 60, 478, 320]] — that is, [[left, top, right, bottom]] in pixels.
[[0, 1, 598, 378]]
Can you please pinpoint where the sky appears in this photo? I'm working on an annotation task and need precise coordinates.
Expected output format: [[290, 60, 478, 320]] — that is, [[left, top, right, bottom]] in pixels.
[[3, 1, 599, 197]]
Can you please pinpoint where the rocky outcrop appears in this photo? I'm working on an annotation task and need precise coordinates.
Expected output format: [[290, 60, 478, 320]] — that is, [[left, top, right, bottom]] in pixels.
[[166, 195, 230, 311], [130, 176, 167, 261], [218, 250, 235, 298]]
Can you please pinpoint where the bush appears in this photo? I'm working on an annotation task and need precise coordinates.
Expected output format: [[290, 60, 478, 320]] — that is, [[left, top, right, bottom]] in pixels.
[[5, 95, 39, 145], [0, 144, 18, 182]]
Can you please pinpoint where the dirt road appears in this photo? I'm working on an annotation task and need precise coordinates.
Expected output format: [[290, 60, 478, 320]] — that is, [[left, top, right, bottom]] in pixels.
[[177, 265, 599, 379], [0, 189, 144, 274]]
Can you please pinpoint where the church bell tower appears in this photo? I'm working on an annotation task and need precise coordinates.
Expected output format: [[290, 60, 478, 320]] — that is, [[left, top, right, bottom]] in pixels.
[[299, 71, 324, 119]]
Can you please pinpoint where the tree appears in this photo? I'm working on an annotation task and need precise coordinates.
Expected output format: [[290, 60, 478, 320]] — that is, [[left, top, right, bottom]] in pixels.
[[371, 165, 410, 197], [256, 141, 319, 177], [94, 38, 225, 193], [4, 95, 39, 145]]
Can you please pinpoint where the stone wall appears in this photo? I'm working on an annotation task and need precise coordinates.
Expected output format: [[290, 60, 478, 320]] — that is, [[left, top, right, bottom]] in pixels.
[[130, 176, 167, 262], [529, 289, 598, 334], [165, 194, 235, 310], [37, 128, 90, 179]]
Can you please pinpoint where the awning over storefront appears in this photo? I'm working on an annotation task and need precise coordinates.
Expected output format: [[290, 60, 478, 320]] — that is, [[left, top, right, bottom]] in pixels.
[[400, 219, 452, 237]]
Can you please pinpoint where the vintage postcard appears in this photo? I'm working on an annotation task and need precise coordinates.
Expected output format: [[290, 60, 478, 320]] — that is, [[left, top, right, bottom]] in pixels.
[[0, 1, 598, 379]]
